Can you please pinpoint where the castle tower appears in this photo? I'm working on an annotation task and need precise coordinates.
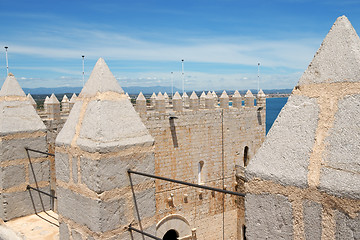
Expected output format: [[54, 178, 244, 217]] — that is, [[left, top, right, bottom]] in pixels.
[[0, 73, 49, 220], [55, 58, 155, 239], [172, 91, 183, 112], [61, 95, 70, 113], [244, 90, 254, 107], [199, 91, 206, 108], [189, 91, 199, 111], [69, 93, 77, 111], [219, 90, 229, 109], [27, 93, 37, 109], [205, 91, 214, 109], [245, 16, 360, 239], [136, 91, 147, 113], [232, 90, 242, 108]]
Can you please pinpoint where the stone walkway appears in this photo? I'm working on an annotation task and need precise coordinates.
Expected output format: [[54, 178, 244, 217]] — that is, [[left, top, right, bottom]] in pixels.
[[2, 211, 59, 240]]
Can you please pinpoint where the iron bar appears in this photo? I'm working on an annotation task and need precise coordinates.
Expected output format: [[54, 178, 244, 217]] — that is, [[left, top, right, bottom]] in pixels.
[[27, 185, 57, 199], [25, 147, 55, 156], [127, 169, 245, 197], [128, 225, 162, 240]]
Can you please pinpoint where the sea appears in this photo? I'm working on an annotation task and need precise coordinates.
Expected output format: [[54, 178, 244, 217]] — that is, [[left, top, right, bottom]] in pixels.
[[266, 97, 288, 134]]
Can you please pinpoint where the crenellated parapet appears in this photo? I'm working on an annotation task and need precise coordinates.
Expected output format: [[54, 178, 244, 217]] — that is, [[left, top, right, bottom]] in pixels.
[[133, 89, 266, 115]]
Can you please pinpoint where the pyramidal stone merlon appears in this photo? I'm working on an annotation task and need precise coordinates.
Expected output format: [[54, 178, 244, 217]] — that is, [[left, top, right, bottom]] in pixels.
[[0, 74, 46, 134], [299, 15, 360, 85], [0, 73, 47, 221], [56, 58, 153, 149], [245, 16, 360, 240], [55, 58, 155, 238]]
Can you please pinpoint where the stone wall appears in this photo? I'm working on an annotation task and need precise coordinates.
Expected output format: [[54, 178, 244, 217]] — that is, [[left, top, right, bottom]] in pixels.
[[139, 99, 265, 239]]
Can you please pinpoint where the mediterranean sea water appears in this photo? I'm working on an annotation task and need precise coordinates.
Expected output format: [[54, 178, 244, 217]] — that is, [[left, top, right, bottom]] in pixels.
[[266, 97, 288, 134]]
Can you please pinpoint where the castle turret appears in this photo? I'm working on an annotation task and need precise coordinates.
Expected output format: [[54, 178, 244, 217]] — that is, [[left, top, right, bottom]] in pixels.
[[189, 91, 199, 111], [0, 73, 48, 221], [55, 58, 155, 239], [244, 90, 254, 107], [219, 90, 229, 109], [27, 93, 37, 109], [205, 91, 214, 109], [156, 92, 166, 113], [136, 91, 147, 113], [172, 91, 183, 112], [47, 93, 60, 120], [232, 90, 242, 108]]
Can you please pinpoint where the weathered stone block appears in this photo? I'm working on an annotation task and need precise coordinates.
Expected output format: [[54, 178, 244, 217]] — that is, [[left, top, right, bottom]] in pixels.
[[72, 157, 78, 183], [55, 152, 70, 183], [1, 165, 26, 189], [303, 200, 322, 240], [245, 193, 293, 240], [1, 187, 51, 221], [1, 136, 47, 161], [29, 160, 50, 184], [246, 95, 319, 188], [80, 152, 154, 193], [59, 221, 70, 240], [335, 210, 360, 239], [320, 94, 360, 199], [57, 187, 126, 233], [133, 188, 156, 219]]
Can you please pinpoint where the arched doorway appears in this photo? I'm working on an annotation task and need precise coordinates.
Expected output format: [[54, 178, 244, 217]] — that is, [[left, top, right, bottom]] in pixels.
[[156, 214, 192, 239], [163, 229, 179, 240]]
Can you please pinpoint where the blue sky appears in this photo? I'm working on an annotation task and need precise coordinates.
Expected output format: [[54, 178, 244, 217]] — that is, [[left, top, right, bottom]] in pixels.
[[1, 0, 360, 91]]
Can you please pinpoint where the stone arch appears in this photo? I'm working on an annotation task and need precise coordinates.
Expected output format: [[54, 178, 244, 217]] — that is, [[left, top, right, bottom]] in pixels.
[[156, 214, 192, 239]]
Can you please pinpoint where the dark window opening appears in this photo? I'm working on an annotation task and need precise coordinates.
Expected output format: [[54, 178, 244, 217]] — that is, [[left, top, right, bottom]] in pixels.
[[243, 146, 249, 167], [163, 229, 179, 240]]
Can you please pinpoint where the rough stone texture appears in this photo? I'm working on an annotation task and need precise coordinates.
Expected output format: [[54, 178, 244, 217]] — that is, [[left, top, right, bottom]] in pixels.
[[1, 187, 51, 221], [55, 152, 70, 182], [299, 16, 360, 85], [245, 194, 294, 240], [320, 94, 360, 199], [59, 222, 69, 240], [79, 58, 124, 97], [57, 187, 125, 233], [29, 160, 50, 184], [1, 136, 47, 161], [0, 100, 46, 135], [303, 200, 322, 240], [1, 165, 26, 189], [246, 95, 319, 187], [0, 74, 26, 97], [335, 210, 360, 240]]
